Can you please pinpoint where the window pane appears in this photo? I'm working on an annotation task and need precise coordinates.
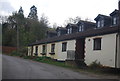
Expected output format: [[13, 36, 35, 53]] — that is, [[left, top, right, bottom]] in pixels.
[[51, 44, 55, 52], [68, 29, 70, 34], [82, 25, 84, 31], [93, 38, 101, 50], [97, 21, 100, 27], [70, 28, 72, 33], [113, 17, 117, 25], [35, 46, 38, 55], [58, 31, 60, 36], [79, 26, 82, 32], [42, 45, 46, 53], [101, 20, 104, 27], [62, 42, 67, 52]]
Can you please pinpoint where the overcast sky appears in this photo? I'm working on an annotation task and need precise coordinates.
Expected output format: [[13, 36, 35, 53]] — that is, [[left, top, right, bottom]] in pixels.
[[0, 0, 119, 26]]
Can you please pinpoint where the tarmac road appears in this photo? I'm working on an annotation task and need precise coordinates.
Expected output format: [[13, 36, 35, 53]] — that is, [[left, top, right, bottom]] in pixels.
[[2, 54, 114, 79]]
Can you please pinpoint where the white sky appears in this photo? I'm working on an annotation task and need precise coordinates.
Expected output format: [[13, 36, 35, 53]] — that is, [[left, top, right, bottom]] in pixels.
[[0, 0, 119, 26]]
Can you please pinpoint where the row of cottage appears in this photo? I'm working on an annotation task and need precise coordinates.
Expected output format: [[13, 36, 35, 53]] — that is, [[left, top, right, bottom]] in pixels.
[[28, 5, 120, 68]]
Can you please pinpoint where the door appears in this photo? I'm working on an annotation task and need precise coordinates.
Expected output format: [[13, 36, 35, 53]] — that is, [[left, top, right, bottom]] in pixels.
[[75, 38, 86, 66]]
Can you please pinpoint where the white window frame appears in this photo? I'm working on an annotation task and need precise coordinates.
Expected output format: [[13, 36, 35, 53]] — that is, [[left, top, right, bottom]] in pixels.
[[79, 25, 82, 32], [101, 20, 104, 27], [113, 17, 117, 25], [51, 44, 55, 53], [62, 42, 67, 52], [70, 28, 72, 34], [93, 38, 102, 50], [67, 29, 70, 34], [81, 25, 84, 31], [79, 25, 84, 32], [97, 21, 100, 28], [58, 31, 61, 36]]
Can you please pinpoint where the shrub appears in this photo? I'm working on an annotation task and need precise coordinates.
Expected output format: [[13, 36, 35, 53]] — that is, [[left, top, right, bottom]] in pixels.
[[23, 56, 31, 59], [10, 50, 21, 56], [89, 60, 103, 69], [34, 56, 51, 62], [19, 47, 28, 57]]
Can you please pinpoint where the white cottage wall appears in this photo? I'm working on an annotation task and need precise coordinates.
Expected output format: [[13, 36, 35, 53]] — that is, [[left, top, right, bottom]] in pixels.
[[85, 33, 117, 68]]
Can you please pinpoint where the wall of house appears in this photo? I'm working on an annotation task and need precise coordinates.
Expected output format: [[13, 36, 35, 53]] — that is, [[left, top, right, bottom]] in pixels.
[[85, 33, 117, 68], [33, 45, 36, 56], [28, 47, 31, 56], [57, 41, 67, 61], [46, 40, 76, 61], [46, 43, 57, 59], [32, 44, 45, 56], [56, 40, 76, 61], [46, 44, 50, 57], [116, 34, 120, 68], [38, 45, 43, 57], [29, 40, 76, 61]]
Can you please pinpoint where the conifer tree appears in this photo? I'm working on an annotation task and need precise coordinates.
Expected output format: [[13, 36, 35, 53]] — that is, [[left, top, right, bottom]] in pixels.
[[28, 5, 38, 20]]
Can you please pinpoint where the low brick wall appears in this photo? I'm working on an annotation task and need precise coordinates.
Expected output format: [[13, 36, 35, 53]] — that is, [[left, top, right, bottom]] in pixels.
[[2, 46, 17, 54]]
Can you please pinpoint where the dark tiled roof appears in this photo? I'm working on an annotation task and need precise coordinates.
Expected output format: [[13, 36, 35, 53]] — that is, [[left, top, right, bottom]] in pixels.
[[56, 27, 67, 31], [29, 26, 119, 46], [66, 23, 78, 28], [110, 9, 119, 16], [94, 14, 111, 21], [77, 20, 95, 25], [47, 30, 57, 34]]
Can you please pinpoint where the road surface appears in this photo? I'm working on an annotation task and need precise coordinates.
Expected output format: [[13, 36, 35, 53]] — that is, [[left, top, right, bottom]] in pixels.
[[2, 55, 103, 79]]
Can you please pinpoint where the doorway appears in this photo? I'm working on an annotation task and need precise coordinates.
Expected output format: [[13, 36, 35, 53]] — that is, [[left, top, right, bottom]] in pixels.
[[75, 38, 86, 66]]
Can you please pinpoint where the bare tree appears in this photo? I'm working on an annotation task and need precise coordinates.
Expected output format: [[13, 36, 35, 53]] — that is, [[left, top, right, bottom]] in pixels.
[[0, 16, 8, 24], [64, 16, 81, 26]]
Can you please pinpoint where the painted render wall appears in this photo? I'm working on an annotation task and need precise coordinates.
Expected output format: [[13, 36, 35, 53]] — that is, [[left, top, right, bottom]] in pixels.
[[38, 44, 44, 57], [28, 33, 119, 68], [85, 33, 117, 68], [56, 40, 76, 61], [46, 40, 76, 61], [46, 43, 58, 59], [31, 44, 46, 57], [28, 47, 31, 56], [33, 45, 36, 56], [28, 40, 76, 61]]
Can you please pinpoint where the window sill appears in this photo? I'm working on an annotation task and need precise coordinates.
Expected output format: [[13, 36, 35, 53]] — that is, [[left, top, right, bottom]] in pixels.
[[40, 53, 46, 55], [95, 27, 103, 29], [49, 52, 55, 55], [62, 51, 67, 52], [111, 24, 118, 27], [34, 53, 38, 56], [93, 49, 101, 51]]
